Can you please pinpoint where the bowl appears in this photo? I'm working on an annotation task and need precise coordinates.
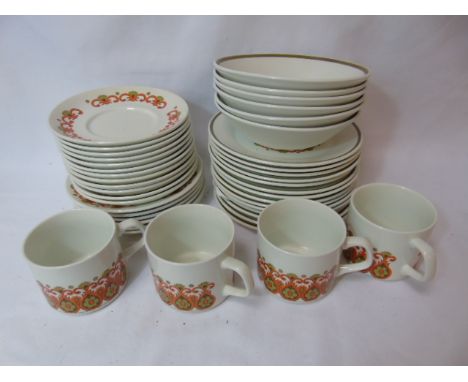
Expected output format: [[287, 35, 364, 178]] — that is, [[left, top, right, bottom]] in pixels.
[[216, 95, 360, 127], [216, 87, 364, 117], [214, 54, 369, 90], [215, 71, 367, 98], [215, 79, 366, 106], [212, 111, 356, 152]]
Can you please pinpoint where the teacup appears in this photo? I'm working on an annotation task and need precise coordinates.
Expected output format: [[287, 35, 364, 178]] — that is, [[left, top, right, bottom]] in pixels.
[[23, 209, 145, 314], [145, 204, 254, 312], [346, 183, 437, 281], [257, 198, 374, 303]]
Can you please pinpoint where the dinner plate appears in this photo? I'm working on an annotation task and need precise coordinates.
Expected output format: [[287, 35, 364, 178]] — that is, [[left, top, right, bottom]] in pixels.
[[216, 95, 360, 127], [214, 176, 353, 213], [209, 142, 360, 177], [212, 162, 358, 197], [216, 87, 364, 117], [210, 147, 360, 187], [214, 71, 367, 98], [216, 195, 257, 231], [209, 113, 361, 166], [212, 166, 358, 206], [66, 163, 204, 214], [57, 120, 191, 159], [49, 86, 189, 146], [214, 80, 366, 106], [214, 54, 369, 90]]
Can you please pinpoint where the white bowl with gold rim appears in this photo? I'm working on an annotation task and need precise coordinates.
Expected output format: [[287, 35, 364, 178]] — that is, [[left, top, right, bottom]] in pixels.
[[212, 111, 354, 153], [216, 87, 364, 117], [214, 54, 369, 90]]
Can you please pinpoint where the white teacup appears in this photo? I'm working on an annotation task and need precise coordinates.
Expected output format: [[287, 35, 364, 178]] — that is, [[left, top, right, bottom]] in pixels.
[[257, 198, 374, 303], [145, 204, 254, 312], [23, 209, 145, 314], [346, 183, 437, 281]]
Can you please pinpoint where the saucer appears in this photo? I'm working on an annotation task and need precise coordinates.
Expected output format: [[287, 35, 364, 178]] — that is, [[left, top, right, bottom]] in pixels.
[[50, 86, 189, 146]]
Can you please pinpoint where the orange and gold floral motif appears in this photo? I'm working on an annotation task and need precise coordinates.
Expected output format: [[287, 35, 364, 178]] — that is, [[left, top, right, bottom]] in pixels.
[[253, 142, 320, 154], [257, 252, 336, 302], [343, 246, 397, 279], [57, 108, 86, 140], [153, 276, 216, 311], [85, 91, 168, 109], [37, 256, 127, 313]]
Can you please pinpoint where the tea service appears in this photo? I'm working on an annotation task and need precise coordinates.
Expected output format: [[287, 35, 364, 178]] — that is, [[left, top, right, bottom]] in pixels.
[[22, 53, 438, 315]]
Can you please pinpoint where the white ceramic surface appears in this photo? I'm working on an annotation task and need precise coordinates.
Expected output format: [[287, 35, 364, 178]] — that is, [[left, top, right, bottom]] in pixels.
[[66, 162, 204, 214], [56, 118, 191, 156], [214, 80, 366, 106], [23, 209, 145, 314], [217, 95, 360, 127], [257, 199, 374, 303], [212, 166, 357, 206], [209, 141, 360, 178], [347, 183, 437, 282], [210, 146, 359, 187], [212, 111, 355, 153], [209, 113, 361, 166], [63, 133, 193, 170], [70, 155, 198, 194], [216, 87, 364, 117], [65, 139, 194, 176], [59, 123, 191, 161], [71, 159, 200, 206], [49, 86, 189, 146], [215, 71, 367, 97], [215, 54, 369, 90], [145, 204, 254, 312]]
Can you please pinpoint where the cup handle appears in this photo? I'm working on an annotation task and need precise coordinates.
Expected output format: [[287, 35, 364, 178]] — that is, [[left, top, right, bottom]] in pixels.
[[220, 257, 254, 298], [117, 219, 146, 260], [401, 238, 436, 282], [338, 236, 375, 277]]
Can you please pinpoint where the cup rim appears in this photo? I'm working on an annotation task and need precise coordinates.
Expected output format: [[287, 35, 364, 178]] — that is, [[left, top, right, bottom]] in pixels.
[[22, 208, 116, 270], [350, 182, 438, 234], [257, 198, 347, 258], [144, 204, 235, 266]]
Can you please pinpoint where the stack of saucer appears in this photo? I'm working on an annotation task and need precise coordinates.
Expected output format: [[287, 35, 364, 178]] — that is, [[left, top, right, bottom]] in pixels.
[[210, 54, 369, 229], [49, 86, 204, 228]]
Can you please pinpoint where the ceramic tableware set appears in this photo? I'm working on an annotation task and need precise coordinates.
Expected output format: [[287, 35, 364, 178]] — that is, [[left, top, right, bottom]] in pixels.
[[210, 54, 368, 229], [22, 54, 438, 315], [50, 86, 205, 230]]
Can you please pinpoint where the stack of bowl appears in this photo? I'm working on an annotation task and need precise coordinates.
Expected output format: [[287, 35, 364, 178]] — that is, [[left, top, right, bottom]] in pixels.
[[210, 54, 369, 229], [49, 86, 205, 229]]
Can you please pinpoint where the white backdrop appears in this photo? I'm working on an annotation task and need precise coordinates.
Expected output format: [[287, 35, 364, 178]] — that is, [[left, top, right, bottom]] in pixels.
[[1, 15, 467, 365]]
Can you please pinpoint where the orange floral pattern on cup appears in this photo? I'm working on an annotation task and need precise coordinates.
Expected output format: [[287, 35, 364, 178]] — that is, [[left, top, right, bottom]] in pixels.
[[37, 256, 127, 313], [257, 252, 336, 302], [153, 276, 216, 311], [343, 246, 397, 279]]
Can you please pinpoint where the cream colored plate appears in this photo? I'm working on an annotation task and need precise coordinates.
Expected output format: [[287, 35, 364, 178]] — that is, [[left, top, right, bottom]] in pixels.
[[50, 86, 189, 146]]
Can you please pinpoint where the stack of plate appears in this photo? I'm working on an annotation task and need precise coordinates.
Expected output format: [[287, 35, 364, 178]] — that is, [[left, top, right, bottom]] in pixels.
[[209, 113, 362, 230], [49, 86, 205, 228], [210, 54, 369, 229]]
